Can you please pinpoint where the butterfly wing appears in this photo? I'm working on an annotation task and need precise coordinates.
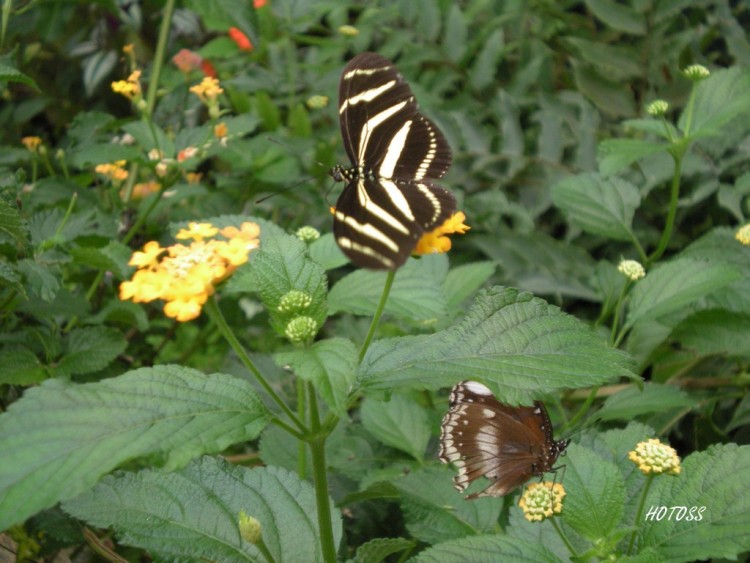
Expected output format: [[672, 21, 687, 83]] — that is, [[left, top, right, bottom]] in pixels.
[[439, 381, 562, 499]]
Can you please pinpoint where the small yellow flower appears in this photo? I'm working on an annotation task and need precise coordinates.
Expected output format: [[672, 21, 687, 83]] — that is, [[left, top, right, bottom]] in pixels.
[[414, 212, 470, 255], [177, 222, 219, 241], [22, 136, 43, 152], [185, 172, 203, 184], [95, 161, 129, 182], [119, 221, 260, 322], [735, 224, 750, 246], [618, 259, 645, 281], [190, 77, 224, 103], [123, 44, 135, 55], [278, 290, 313, 313], [519, 482, 566, 522], [338, 25, 359, 36], [214, 122, 228, 139], [238, 511, 263, 544], [646, 100, 669, 116], [682, 64, 710, 81], [124, 181, 161, 200], [628, 438, 681, 475], [111, 70, 142, 100]]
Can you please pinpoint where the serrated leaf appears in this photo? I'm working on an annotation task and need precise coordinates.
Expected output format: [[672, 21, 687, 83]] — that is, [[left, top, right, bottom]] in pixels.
[[572, 61, 636, 117], [598, 138, 669, 176], [670, 309, 750, 357], [0, 366, 271, 530], [392, 465, 501, 543], [0, 346, 46, 385], [0, 198, 29, 248], [17, 259, 61, 302], [328, 255, 448, 321], [69, 241, 133, 278], [552, 173, 641, 241], [597, 383, 696, 422], [275, 338, 357, 418], [0, 63, 40, 90], [469, 30, 504, 90], [681, 67, 750, 139], [122, 121, 174, 155], [308, 233, 349, 270], [360, 286, 635, 404], [413, 533, 561, 562], [639, 444, 750, 561], [625, 258, 741, 329], [54, 327, 127, 377], [352, 537, 414, 563], [443, 5, 467, 63], [63, 457, 340, 563], [360, 395, 430, 460], [561, 443, 625, 539], [82, 50, 118, 97], [561, 37, 642, 79]]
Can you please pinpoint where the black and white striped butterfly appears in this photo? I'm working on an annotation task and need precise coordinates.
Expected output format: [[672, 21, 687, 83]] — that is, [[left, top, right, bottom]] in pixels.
[[439, 381, 569, 499], [330, 52, 456, 270]]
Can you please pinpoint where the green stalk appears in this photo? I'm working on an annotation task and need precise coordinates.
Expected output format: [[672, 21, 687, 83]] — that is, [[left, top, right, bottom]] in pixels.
[[359, 270, 396, 362], [550, 518, 577, 557], [205, 297, 307, 433], [297, 377, 308, 479], [144, 0, 175, 116], [627, 474, 655, 555], [647, 153, 682, 265], [307, 383, 337, 562], [609, 280, 631, 346]]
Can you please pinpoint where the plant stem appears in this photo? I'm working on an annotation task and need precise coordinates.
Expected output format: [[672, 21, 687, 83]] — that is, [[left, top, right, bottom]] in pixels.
[[647, 153, 682, 265], [359, 270, 396, 362], [550, 517, 577, 557], [144, 0, 175, 116], [609, 281, 631, 346], [307, 383, 337, 562], [205, 297, 306, 433], [297, 377, 308, 479], [565, 386, 598, 431], [627, 474, 655, 555]]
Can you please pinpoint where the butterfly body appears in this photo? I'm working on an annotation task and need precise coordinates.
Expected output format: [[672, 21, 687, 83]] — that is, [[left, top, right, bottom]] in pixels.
[[439, 380, 569, 499], [332, 52, 456, 270]]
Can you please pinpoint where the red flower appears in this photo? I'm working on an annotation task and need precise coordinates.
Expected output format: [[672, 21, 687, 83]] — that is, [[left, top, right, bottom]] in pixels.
[[201, 60, 217, 78], [172, 49, 203, 73], [253, 0, 267, 8], [229, 27, 253, 51]]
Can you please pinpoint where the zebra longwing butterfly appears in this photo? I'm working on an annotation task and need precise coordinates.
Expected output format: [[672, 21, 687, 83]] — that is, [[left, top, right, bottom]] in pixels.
[[439, 381, 569, 499], [330, 52, 456, 270]]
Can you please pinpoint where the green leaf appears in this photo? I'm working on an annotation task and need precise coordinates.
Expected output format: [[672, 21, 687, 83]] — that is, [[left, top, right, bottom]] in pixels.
[[443, 261, 495, 309], [69, 240, 133, 279], [443, 5, 467, 63], [681, 67, 750, 139], [561, 443, 626, 539], [308, 233, 349, 270], [561, 37, 642, 79], [360, 394, 430, 460], [275, 338, 357, 418], [572, 61, 636, 117], [82, 50, 118, 97], [670, 309, 750, 357], [0, 63, 40, 90], [360, 286, 635, 404], [469, 30, 504, 90], [625, 258, 742, 329], [63, 457, 341, 563], [552, 173, 641, 241], [352, 537, 415, 563], [17, 258, 61, 302], [584, 0, 646, 34], [54, 327, 128, 377], [329, 255, 448, 321], [392, 465, 502, 543], [597, 383, 696, 421], [413, 534, 561, 562], [122, 121, 174, 155], [640, 444, 750, 561], [0, 366, 271, 530], [0, 198, 29, 249], [0, 346, 46, 385], [598, 138, 669, 176], [288, 103, 312, 137]]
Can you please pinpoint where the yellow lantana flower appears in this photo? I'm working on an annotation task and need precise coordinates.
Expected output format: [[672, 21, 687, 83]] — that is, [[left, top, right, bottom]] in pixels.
[[414, 211, 470, 255], [519, 482, 566, 522], [629, 438, 681, 475], [119, 221, 260, 322]]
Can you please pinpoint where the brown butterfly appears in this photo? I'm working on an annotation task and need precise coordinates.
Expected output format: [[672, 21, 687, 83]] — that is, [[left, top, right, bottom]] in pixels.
[[439, 380, 569, 499]]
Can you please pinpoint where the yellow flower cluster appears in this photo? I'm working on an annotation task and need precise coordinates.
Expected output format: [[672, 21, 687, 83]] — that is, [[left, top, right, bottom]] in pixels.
[[111, 70, 143, 100], [190, 77, 224, 104], [618, 259, 646, 281], [629, 438, 681, 475], [414, 212, 471, 255], [119, 221, 260, 321], [519, 482, 566, 522], [22, 136, 43, 152], [95, 160, 129, 182], [735, 223, 750, 246]]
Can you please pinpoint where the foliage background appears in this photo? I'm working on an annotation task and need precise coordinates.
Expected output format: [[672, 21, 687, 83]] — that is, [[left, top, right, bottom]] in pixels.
[[2, 0, 750, 561]]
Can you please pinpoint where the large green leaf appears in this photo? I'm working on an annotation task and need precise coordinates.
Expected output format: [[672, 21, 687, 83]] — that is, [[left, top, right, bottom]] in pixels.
[[54, 327, 128, 377], [63, 457, 341, 563], [598, 138, 669, 177], [359, 287, 635, 404], [413, 534, 561, 562], [584, 0, 645, 34], [669, 309, 750, 357], [0, 366, 271, 530], [552, 173, 641, 241], [597, 383, 696, 422], [639, 444, 750, 561], [681, 67, 750, 139], [625, 258, 741, 329]]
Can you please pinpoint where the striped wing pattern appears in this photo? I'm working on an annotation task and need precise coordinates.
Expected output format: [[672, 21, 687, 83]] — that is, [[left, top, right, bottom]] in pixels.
[[439, 381, 568, 499], [332, 52, 456, 270]]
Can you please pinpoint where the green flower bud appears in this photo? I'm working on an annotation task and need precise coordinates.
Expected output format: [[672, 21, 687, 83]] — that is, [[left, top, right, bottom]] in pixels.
[[617, 259, 645, 281], [306, 95, 329, 109], [338, 25, 359, 36], [646, 99, 669, 116], [284, 315, 318, 343], [238, 511, 262, 544], [278, 289, 313, 313], [682, 64, 710, 81], [295, 225, 320, 243]]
